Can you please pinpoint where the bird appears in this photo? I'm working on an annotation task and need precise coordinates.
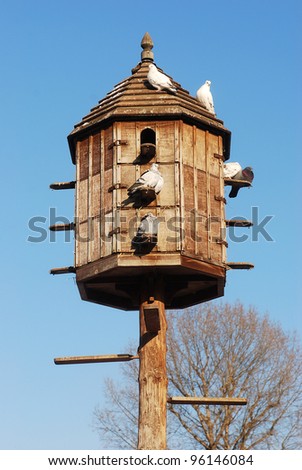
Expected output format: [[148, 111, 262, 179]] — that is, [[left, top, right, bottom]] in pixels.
[[127, 163, 164, 196], [196, 80, 215, 115], [147, 64, 177, 93], [137, 213, 158, 240], [223, 162, 242, 179], [224, 163, 254, 198], [132, 213, 158, 250]]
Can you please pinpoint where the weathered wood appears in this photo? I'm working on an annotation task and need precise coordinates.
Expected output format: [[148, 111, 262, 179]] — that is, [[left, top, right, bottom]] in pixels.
[[214, 153, 225, 161], [211, 174, 224, 261], [215, 195, 227, 204], [68, 42, 231, 310], [49, 181, 76, 190], [168, 397, 247, 406], [137, 280, 167, 450], [108, 139, 128, 149], [227, 262, 254, 270], [218, 136, 227, 264], [215, 238, 228, 247], [224, 178, 252, 188], [54, 354, 139, 365], [49, 223, 74, 232], [205, 131, 211, 259], [143, 303, 161, 333], [49, 266, 76, 275], [226, 219, 253, 227], [108, 183, 128, 192]]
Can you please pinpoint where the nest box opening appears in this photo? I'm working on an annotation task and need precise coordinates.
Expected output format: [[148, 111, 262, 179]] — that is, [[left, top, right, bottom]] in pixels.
[[140, 128, 156, 161]]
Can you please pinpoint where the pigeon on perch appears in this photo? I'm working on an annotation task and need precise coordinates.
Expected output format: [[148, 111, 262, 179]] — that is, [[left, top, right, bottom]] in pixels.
[[127, 163, 164, 196], [147, 64, 177, 93], [223, 162, 242, 179], [196, 80, 215, 115], [224, 162, 254, 198]]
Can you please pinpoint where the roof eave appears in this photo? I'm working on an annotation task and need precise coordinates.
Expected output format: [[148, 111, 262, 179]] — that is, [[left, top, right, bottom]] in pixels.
[[68, 105, 231, 163]]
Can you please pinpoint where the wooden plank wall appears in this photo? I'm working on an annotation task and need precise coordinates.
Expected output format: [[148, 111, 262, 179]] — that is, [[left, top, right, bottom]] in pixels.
[[75, 126, 114, 267], [181, 123, 225, 264], [118, 121, 180, 254], [75, 120, 225, 268]]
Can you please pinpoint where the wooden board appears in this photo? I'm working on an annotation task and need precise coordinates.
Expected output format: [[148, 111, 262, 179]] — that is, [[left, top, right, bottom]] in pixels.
[[168, 396, 247, 406], [74, 119, 226, 271]]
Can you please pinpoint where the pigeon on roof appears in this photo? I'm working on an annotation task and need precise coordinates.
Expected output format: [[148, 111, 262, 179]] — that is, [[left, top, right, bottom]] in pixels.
[[196, 80, 215, 115], [147, 64, 177, 93], [127, 163, 164, 196]]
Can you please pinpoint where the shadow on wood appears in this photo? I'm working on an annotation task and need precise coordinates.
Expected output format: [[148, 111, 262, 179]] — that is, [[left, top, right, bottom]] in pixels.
[[121, 189, 157, 208]]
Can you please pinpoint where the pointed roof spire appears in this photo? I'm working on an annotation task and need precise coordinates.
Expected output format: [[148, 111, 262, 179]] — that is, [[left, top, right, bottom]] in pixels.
[[141, 32, 154, 62]]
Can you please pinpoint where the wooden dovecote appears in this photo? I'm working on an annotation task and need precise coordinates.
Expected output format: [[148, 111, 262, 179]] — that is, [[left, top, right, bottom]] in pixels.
[[50, 34, 253, 451], [64, 33, 232, 310]]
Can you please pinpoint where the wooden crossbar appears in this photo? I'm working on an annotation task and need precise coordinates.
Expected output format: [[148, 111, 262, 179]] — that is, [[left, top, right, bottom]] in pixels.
[[227, 262, 254, 270], [49, 181, 76, 190], [54, 354, 139, 365], [49, 223, 75, 232], [168, 397, 247, 406], [224, 178, 252, 188], [49, 266, 76, 275], [226, 219, 253, 227]]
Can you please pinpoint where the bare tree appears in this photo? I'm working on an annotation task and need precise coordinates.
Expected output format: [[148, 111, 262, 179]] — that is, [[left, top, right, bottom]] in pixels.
[[94, 302, 302, 449]]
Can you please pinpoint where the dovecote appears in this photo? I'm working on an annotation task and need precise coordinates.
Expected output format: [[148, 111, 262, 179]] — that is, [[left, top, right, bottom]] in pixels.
[[65, 33, 232, 310]]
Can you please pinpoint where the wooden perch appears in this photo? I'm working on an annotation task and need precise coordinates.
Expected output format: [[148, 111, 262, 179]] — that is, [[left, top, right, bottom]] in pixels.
[[226, 219, 253, 227], [108, 183, 128, 192], [49, 266, 76, 275], [54, 354, 139, 365], [49, 223, 75, 231], [168, 397, 247, 406], [224, 178, 252, 189], [108, 139, 128, 149], [49, 181, 76, 190], [227, 262, 254, 270]]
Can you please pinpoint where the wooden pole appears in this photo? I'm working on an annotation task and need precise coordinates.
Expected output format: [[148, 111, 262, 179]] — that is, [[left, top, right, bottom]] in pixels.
[[137, 278, 167, 450]]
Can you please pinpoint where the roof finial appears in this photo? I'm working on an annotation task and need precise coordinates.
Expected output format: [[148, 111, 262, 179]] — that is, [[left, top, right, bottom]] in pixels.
[[141, 32, 154, 62]]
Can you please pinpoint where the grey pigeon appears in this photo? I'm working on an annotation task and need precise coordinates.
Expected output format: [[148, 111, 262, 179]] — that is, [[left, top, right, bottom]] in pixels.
[[196, 80, 215, 115], [137, 213, 158, 239], [147, 64, 177, 93], [132, 213, 158, 250], [228, 166, 254, 198], [127, 163, 164, 196]]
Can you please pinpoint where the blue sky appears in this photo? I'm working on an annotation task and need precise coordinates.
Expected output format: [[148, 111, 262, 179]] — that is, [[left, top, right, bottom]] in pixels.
[[0, 0, 301, 450]]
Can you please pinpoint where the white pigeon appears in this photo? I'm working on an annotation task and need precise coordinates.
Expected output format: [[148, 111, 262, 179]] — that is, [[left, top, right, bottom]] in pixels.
[[147, 64, 177, 93], [223, 162, 242, 179], [196, 80, 215, 114], [127, 163, 164, 196]]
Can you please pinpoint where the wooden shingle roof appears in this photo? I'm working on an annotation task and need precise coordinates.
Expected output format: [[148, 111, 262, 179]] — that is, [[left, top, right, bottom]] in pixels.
[[68, 33, 231, 162]]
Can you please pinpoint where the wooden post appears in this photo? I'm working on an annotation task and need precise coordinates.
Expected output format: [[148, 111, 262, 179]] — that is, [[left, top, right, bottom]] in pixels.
[[137, 278, 167, 450]]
